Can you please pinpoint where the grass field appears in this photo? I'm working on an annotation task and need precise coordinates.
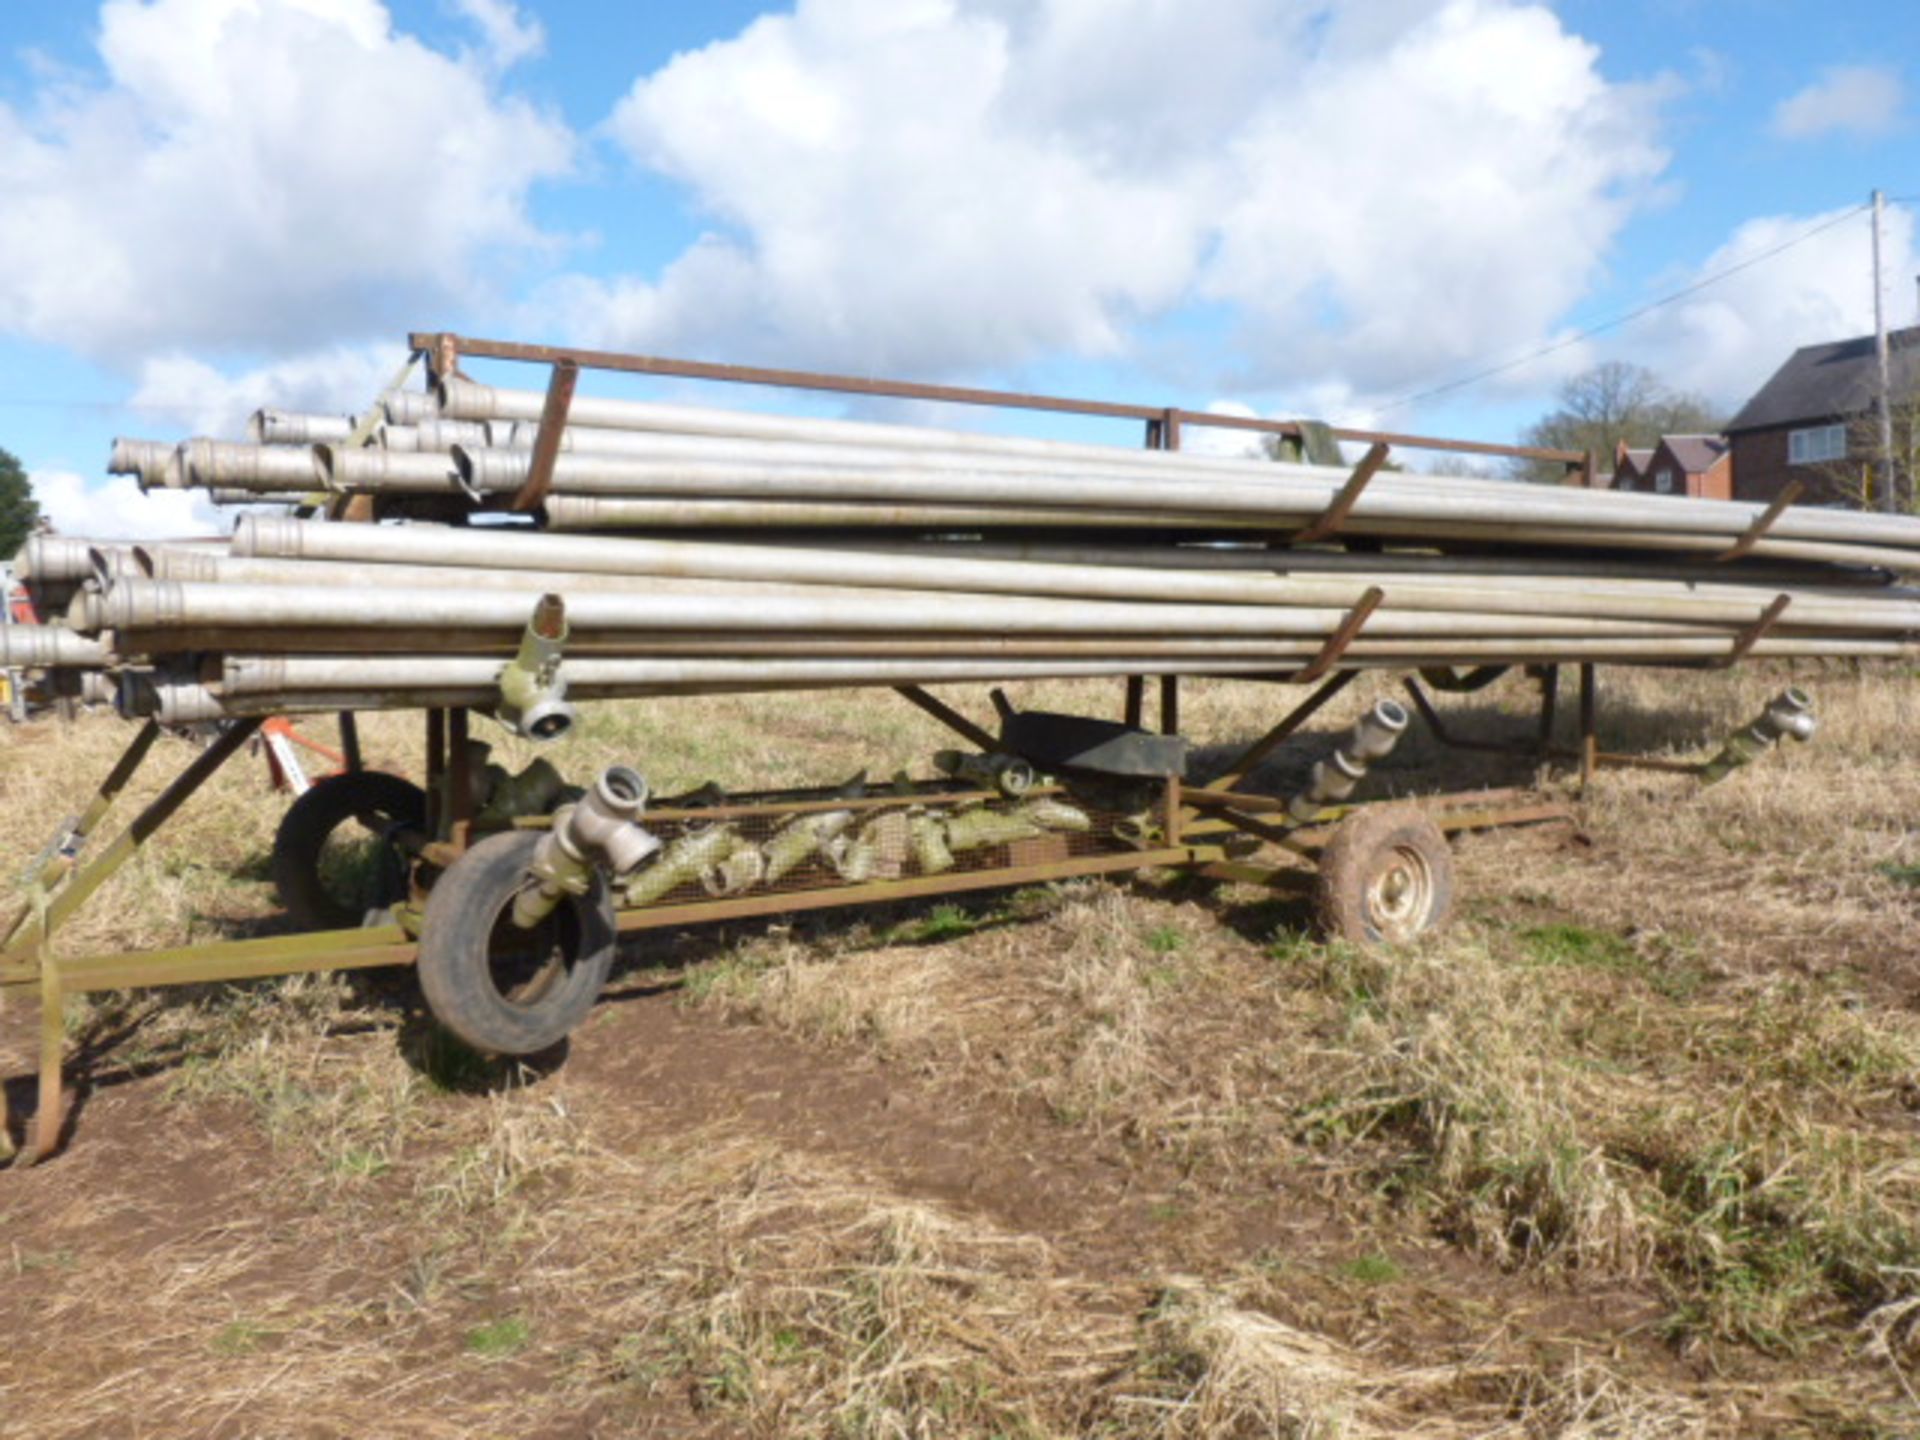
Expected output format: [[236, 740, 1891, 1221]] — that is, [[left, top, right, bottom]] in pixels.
[[3, 662, 1919, 1437]]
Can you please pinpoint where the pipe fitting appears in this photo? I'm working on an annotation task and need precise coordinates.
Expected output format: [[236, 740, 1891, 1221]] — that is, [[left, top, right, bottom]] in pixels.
[[932, 749, 1036, 797], [513, 765, 660, 928], [1700, 688, 1818, 785], [1286, 699, 1409, 823], [1347, 698, 1410, 761], [474, 757, 571, 825], [1761, 687, 1817, 744], [496, 594, 576, 742]]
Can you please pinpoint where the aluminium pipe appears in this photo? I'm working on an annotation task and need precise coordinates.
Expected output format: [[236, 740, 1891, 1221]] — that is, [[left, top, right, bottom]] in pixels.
[[210, 635, 1916, 698], [208, 488, 314, 506], [542, 496, 1195, 531], [21, 537, 135, 583], [315, 446, 463, 493], [80, 580, 1718, 641], [437, 379, 1920, 551], [108, 631, 1771, 661], [375, 419, 493, 452], [174, 439, 321, 493], [145, 633, 1920, 725], [106, 439, 178, 489], [247, 410, 356, 445], [0, 626, 111, 668], [127, 554, 940, 606], [453, 446, 1920, 554], [485, 423, 1889, 540], [223, 516, 1920, 632], [97, 618, 1894, 661], [543, 492, 1920, 570], [837, 538, 1894, 589], [381, 390, 440, 425]]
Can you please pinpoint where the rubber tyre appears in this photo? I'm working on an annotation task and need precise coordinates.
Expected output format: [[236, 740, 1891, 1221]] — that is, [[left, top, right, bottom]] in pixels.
[[416, 829, 615, 1056], [1314, 805, 1454, 947], [272, 771, 427, 931]]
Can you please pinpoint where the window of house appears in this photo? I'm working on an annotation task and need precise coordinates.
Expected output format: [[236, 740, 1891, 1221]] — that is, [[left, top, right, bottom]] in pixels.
[[1788, 424, 1847, 465], [1653, 468, 1675, 493]]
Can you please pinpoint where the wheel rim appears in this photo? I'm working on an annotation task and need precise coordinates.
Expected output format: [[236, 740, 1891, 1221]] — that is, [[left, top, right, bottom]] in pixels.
[[1364, 843, 1434, 942]]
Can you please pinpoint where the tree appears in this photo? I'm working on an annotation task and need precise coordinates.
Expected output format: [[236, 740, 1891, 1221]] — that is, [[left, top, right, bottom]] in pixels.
[[1816, 383, 1919, 512], [0, 446, 40, 560], [1514, 362, 1721, 485]]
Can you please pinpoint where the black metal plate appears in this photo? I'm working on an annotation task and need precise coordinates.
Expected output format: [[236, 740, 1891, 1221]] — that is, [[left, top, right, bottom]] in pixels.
[[1000, 710, 1187, 779]]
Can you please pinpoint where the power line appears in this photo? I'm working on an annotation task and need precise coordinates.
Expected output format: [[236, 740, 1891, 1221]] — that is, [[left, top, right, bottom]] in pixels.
[[0, 397, 193, 412], [1376, 201, 1873, 416]]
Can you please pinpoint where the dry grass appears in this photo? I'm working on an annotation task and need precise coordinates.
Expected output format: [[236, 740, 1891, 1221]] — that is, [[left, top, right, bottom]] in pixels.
[[7, 664, 1920, 1434]]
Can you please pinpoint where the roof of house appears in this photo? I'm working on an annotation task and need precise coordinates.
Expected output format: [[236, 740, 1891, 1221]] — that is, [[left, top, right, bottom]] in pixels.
[[1728, 325, 1920, 433], [1655, 434, 1729, 473], [1621, 447, 1653, 470]]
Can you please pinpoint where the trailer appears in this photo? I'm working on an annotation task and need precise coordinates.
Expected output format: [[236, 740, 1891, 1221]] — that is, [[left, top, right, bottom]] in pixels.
[[1, 336, 1826, 1165]]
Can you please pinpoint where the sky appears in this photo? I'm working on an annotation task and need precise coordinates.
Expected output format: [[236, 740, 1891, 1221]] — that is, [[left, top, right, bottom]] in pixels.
[[1, 0, 1916, 537]]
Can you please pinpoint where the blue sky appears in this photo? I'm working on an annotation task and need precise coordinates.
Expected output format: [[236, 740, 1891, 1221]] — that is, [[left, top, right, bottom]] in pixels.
[[0, 0, 1915, 534]]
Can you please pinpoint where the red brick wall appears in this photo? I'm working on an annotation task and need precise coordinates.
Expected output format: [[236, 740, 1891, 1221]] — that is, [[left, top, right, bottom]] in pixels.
[[1728, 425, 1857, 505]]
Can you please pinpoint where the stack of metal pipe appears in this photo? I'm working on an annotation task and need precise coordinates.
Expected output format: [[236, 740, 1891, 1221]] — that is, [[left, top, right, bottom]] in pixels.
[[6, 363, 1917, 729]]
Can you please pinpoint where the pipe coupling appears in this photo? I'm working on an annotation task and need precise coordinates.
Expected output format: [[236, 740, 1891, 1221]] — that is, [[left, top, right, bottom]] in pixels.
[[1759, 687, 1817, 744], [513, 766, 660, 928], [1700, 688, 1818, 785], [496, 594, 577, 742], [933, 749, 1036, 797], [1286, 699, 1408, 824]]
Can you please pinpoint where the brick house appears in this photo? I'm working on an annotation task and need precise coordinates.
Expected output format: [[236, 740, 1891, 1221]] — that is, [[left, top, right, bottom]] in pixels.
[[1724, 325, 1919, 505], [1609, 443, 1653, 489], [1611, 435, 1730, 499]]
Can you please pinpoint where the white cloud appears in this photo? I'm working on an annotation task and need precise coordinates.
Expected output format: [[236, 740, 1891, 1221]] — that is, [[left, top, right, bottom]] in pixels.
[[556, 0, 1666, 401], [449, 0, 545, 70], [127, 344, 404, 440], [30, 471, 220, 540], [0, 0, 573, 361], [1771, 64, 1904, 140], [1621, 203, 1916, 408]]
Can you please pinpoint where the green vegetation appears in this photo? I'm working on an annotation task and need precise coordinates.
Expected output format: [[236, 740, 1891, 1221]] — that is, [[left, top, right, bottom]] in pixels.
[[0, 445, 38, 561], [1515, 361, 1720, 484], [464, 1315, 531, 1359]]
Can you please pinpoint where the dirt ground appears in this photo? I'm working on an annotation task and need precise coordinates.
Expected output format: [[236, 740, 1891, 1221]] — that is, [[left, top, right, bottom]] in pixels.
[[3, 665, 1919, 1437]]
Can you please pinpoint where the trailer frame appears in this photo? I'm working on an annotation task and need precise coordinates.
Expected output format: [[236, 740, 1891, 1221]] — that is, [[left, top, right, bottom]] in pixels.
[[0, 335, 1678, 1164]]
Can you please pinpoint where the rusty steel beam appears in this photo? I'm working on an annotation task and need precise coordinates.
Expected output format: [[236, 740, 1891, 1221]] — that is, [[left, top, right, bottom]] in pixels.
[[893, 684, 1000, 753], [409, 331, 1588, 468], [510, 359, 579, 514], [1203, 671, 1359, 793], [1716, 480, 1806, 562], [1292, 442, 1392, 545]]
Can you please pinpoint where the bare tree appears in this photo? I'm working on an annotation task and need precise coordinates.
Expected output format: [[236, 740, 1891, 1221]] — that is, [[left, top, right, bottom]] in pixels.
[[1816, 387, 1919, 511], [1515, 362, 1720, 485]]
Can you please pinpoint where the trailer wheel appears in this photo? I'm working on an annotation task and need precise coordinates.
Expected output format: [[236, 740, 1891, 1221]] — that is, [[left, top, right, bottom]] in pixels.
[[1315, 805, 1453, 946], [417, 830, 615, 1056], [272, 771, 426, 930]]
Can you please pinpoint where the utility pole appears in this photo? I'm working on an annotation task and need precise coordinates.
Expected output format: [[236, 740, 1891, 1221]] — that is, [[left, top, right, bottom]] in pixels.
[[1872, 189, 1898, 512]]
